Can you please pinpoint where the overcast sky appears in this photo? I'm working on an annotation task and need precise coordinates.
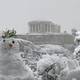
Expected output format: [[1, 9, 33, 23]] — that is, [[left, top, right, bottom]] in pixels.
[[0, 0, 80, 34]]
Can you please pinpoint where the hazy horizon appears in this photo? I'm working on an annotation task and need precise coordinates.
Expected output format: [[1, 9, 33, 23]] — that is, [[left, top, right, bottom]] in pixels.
[[0, 0, 80, 34]]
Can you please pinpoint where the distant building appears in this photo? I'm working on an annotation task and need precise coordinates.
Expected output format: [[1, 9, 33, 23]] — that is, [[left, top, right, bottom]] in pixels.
[[28, 21, 60, 33]]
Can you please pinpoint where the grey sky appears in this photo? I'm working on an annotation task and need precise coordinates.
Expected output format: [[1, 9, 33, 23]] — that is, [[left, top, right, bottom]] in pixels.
[[0, 0, 80, 34]]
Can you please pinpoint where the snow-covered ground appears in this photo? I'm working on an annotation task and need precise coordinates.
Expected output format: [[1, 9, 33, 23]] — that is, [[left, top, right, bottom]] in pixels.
[[0, 38, 80, 80]]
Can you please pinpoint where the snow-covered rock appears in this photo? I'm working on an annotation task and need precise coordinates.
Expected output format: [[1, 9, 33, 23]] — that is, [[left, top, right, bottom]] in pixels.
[[73, 45, 80, 55], [37, 53, 79, 80], [76, 31, 80, 36], [73, 45, 80, 63], [15, 38, 41, 63], [37, 54, 69, 75], [60, 59, 79, 80], [15, 38, 37, 51], [37, 54, 54, 75], [66, 67, 80, 80], [75, 36, 80, 41], [74, 31, 80, 46], [39, 44, 71, 57]]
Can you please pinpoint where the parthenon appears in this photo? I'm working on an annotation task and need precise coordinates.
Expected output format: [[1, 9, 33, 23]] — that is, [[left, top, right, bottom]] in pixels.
[[28, 21, 60, 33]]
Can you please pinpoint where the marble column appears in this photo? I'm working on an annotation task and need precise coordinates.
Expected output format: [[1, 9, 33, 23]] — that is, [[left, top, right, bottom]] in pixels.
[[39, 24, 40, 32], [31, 26, 33, 33], [50, 24, 51, 33]]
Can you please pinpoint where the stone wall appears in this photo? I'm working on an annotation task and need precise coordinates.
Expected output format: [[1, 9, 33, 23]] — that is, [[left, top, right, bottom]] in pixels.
[[16, 33, 74, 45]]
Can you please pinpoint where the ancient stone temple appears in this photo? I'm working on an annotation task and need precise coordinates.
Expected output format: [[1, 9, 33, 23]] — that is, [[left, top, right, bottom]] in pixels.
[[28, 21, 60, 33]]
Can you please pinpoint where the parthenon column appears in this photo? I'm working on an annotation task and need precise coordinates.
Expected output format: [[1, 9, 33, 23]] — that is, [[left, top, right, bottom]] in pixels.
[[34, 25, 35, 32], [39, 24, 40, 32], [40, 24, 41, 32], [31, 26, 33, 33], [37, 25, 39, 32], [35, 26, 36, 32], [47, 25, 49, 32], [36, 25, 38, 33], [46, 25, 48, 32], [49, 24, 51, 32], [32, 25, 34, 32]]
